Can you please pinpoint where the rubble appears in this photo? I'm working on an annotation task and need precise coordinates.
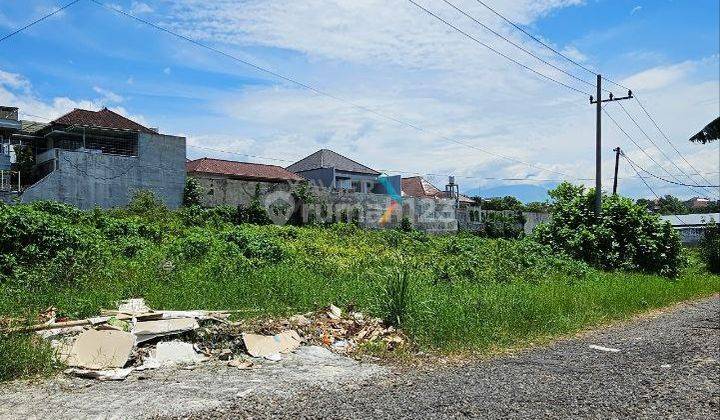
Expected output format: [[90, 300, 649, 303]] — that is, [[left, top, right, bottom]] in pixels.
[[133, 318, 199, 343], [16, 299, 407, 381], [242, 331, 302, 357], [141, 341, 207, 367], [65, 329, 135, 370]]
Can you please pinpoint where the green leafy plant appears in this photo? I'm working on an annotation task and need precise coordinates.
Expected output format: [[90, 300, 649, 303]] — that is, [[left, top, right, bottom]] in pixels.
[[700, 221, 720, 273], [183, 177, 203, 207], [383, 266, 411, 327], [534, 182, 683, 277]]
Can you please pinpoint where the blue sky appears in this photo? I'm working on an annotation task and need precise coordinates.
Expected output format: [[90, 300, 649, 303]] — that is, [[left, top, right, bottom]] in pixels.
[[0, 0, 718, 201]]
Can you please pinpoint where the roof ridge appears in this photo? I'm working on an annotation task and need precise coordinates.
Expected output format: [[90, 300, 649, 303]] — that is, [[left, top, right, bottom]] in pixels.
[[192, 156, 287, 169]]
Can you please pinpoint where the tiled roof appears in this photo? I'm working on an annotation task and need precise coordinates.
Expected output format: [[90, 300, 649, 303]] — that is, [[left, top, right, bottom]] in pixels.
[[401, 176, 474, 203], [286, 149, 379, 175], [53, 108, 156, 134], [187, 158, 305, 182]]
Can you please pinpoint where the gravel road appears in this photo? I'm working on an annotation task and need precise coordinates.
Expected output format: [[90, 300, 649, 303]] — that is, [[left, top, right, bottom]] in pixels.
[[193, 296, 720, 419]]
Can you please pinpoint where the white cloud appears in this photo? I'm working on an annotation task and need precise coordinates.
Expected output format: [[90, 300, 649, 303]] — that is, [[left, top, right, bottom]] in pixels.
[[130, 1, 154, 14], [620, 61, 697, 91], [0, 70, 31, 91], [0, 68, 147, 125], [630, 6, 642, 15], [92, 86, 124, 103], [163, 67, 171, 75]]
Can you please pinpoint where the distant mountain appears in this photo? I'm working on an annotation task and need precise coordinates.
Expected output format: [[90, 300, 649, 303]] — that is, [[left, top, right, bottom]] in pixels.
[[462, 183, 560, 203]]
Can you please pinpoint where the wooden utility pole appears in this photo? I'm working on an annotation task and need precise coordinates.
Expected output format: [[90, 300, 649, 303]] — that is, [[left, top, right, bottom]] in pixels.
[[612, 147, 621, 195], [590, 76, 633, 216]]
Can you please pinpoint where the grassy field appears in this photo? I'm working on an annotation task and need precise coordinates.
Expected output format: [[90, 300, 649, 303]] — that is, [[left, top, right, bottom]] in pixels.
[[1, 201, 719, 381]]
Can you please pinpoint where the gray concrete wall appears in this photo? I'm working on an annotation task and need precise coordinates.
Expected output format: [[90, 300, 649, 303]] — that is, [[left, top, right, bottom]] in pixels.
[[20, 133, 185, 209], [190, 174, 457, 234]]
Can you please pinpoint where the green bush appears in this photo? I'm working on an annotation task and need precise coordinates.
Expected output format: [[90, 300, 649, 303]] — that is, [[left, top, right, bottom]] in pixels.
[[0, 206, 103, 281], [222, 227, 285, 263], [479, 211, 525, 239], [700, 221, 720, 273], [183, 177, 203, 207], [534, 182, 683, 276]]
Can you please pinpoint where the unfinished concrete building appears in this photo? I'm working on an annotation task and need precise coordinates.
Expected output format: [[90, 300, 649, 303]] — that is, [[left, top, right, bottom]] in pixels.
[[0, 106, 186, 208]]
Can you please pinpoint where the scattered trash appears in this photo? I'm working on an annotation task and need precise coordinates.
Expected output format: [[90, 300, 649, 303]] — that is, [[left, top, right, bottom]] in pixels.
[[327, 305, 342, 320], [27, 300, 407, 381], [66, 329, 135, 370], [133, 318, 199, 343], [332, 339, 349, 349], [589, 345, 621, 353], [660, 364, 671, 368], [228, 359, 254, 370], [264, 353, 283, 362], [242, 330, 302, 358], [65, 367, 134, 381]]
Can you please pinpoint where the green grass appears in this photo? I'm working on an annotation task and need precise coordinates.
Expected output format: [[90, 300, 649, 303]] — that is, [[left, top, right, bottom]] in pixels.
[[1, 202, 719, 381], [0, 334, 57, 382]]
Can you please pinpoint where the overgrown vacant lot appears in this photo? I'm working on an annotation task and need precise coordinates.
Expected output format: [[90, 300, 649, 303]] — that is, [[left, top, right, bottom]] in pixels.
[[1, 199, 718, 380]]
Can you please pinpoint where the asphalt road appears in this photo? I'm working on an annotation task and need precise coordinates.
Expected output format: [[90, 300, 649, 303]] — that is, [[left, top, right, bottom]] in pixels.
[[192, 296, 720, 419]]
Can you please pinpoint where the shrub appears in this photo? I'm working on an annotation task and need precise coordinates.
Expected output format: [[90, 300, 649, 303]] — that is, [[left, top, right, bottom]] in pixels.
[[700, 221, 720, 273], [183, 177, 203, 207], [222, 228, 285, 262], [0, 206, 102, 281], [400, 216, 413, 232], [479, 211, 524, 239], [534, 182, 683, 276], [127, 190, 166, 217]]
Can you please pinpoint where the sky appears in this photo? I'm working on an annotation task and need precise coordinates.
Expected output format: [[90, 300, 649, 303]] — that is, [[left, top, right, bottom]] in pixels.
[[0, 0, 718, 201]]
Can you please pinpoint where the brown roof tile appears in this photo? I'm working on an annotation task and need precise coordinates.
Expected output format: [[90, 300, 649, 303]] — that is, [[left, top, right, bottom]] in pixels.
[[53, 108, 156, 134], [401, 176, 474, 203], [187, 158, 305, 182]]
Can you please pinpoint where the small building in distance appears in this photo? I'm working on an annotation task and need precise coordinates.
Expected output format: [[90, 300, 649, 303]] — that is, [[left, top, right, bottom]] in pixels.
[[401, 176, 474, 207], [186, 157, 305, 207], [286, 148, 400, 195], [1, 106, 186, 208], [685, 197, 712, 209], [660, 212, 719, 244]]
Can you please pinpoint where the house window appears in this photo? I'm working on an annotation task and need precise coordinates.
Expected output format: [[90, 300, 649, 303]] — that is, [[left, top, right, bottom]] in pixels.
[[351, 180, 362, 192], [336, 178, 352, 190]]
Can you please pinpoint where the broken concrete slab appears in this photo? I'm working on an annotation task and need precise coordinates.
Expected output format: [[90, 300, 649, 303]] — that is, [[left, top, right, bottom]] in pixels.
[[65, 329, 135, 370], [242, 330, 302, 358], [141, 341, 207, 368], [65, 367, 134, 381], [133, 318, 199, 343]]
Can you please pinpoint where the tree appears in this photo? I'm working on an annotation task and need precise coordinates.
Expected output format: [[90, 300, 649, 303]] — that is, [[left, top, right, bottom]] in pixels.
[[655, 195, 688, 215], [480, 196, 524, 211], [689, 117, 719, 144], [534, 182, 683, 277]]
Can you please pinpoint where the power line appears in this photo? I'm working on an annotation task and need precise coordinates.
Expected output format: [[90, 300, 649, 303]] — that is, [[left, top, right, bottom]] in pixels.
[[633, 95, 717, 187], [439, 0, 595, 89], [472, 0, 597, 77], [406, 0, 592, 96], [615, 101, 714, 195], [602, 107, 708, 197], [89, 0, 579, 180], [619, 151, 719, 188], [620, 153, 694, 224], [0, 0, 82, 43]]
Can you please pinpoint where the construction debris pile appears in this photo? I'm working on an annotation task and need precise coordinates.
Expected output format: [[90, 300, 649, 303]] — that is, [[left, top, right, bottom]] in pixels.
[[14, 300, 405, 381]]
